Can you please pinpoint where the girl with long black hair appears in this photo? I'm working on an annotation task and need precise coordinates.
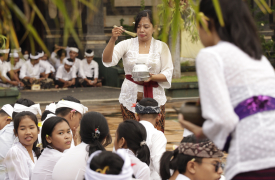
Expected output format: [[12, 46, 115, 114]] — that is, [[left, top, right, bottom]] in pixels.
[[178, 0, 275, 179], [114, 120, 150, 179], [4, 111, 41, 180], [52, 111, 112, 180]]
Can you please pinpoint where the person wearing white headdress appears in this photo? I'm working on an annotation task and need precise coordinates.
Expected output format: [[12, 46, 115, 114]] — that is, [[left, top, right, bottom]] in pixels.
[[0, 104, 14, 180], [80, 49, 102, 87], [9, 49, 26, 76], [52, 111, 112, 180], [55, 58, 77, 88], [19, 51, 51, 89], [38, 51, 55, 78], [85, 149, 133, 180], [0, 49, 24, 87], [55, 96, 88, 147]]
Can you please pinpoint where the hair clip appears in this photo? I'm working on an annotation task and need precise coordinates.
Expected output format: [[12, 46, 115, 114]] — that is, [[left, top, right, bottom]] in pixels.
[[46, 134, 49, 138], [170, 156, 174, 161], [172, 145, 178, 150], [93, 127, 100, 139], [36, 143, 42, 148], [38, 122, 42, 128], [70, 109, 76, 113], [132, 103, 137, 107], [190, 158, 196, 162], [96, 166, 109, 174], [140, 140, 146, 147]]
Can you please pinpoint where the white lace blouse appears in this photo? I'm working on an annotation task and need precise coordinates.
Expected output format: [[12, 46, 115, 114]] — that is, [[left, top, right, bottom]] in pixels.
[[103, 37, 173, 112], [196, 41, 275, 180], [4, 142, 37, 180]]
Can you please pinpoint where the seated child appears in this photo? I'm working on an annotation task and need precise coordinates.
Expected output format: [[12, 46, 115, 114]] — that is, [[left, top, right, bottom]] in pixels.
[[85, 149, 133, 180], [32, 116, 72, 179], [55, 58, 77, 88], [80, 49, 102, 87], [134, 98, 167, 180], [160, 135, 224, 180]]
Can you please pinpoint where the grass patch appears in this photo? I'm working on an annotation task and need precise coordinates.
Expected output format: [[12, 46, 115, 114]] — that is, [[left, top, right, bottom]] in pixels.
[[172, 76, 198, 83]]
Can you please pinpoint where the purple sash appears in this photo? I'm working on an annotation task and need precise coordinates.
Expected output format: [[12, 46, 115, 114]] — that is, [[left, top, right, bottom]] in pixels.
[[223, 95, 275, 152]]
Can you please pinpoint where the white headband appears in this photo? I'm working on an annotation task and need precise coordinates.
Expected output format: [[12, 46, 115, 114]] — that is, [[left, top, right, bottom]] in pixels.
[[56, 100, 88, 115], [1, 104, 14, 117], [85, 149, 133, 180], [64, 58, 74, 66], [85, 51, 94, 57], [9, 52, 19, 58], [69, 47, 79, 53], [30, 53, 40, 60], [0, 49, 10, 54], [45, 103, 56, 114], [13, 103, 42, 115], [39, 51, 44, 58]]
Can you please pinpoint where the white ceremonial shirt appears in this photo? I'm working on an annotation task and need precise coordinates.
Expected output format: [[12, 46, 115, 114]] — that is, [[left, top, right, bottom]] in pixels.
[[50, 52, 64, 70], [39, 60, 55, 73], [19, 60, 51, 79], [4, 142, 37, 180], [11, 59, 25, 71], [175, 174, 190, 180], [32, 148, 63, 180], [196, 41, 275, 180], [52, 142, 88, 180], [126, 149, 150, 180], [73, 58, 86, 79], [81, 59, 99, 79], [103, 37, 174, 113], [55, 65, 77, 81], [0, 122, 15, 180], [139, 120, 167, 180], [0, 61, 12, 81]]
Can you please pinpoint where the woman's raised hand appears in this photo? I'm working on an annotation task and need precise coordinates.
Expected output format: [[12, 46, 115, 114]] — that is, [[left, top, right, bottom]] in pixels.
[[112, 26, 124, 40]]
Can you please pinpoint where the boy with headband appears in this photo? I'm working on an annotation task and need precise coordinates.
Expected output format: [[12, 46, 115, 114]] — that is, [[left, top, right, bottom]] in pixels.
[[55, 58, 77, 88], [55, 96, 88, 147], [134, 98, 167, 180]]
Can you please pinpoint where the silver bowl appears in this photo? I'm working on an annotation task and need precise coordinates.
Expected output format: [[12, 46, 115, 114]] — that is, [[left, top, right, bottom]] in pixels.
[[132, 63, 150, 81], [132, 77, 150, 81]]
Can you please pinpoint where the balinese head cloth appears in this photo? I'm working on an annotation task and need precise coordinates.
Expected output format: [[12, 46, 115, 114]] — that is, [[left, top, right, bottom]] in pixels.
[[85, 149, 133, 180], [56, 99, 88, 115], [177, 141, 223, 158], [1, 104, 14, 117]]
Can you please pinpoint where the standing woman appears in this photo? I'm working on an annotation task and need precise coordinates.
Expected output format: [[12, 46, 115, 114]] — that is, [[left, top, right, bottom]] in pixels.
[[102, 9, 173, 132], [178, 0, 275, 179]]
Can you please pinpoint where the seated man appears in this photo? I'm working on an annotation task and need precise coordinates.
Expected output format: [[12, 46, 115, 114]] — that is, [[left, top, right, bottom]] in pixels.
[[19, 52, 51, 89], [0, 49, 24, 87], [55, 58, 77, 88], [134, 98, 167, 180], [80, 49, 102, 87], [38, 51, 55, 78], [9, 51, 25, 80]]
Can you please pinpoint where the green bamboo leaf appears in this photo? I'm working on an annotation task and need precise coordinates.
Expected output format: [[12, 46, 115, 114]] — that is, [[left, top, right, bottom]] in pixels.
[[20, 10, 35, 44], [27, 0, 52, 35], [254, 0, 266, 13], [259, 0, 272, 13], [212, 0, 224, 26], [0, 35, 7, 49]]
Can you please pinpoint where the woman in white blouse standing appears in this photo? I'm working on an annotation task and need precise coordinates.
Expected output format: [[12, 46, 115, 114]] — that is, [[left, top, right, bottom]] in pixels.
[[178, 0, 275, 179], [32, 116, 72, 180], [102, 9, 173, 132]]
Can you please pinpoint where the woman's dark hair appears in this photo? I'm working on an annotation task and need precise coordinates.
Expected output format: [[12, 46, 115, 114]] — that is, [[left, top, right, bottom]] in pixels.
[[13, 98, 35, 119], [57, 49, 67, 57], [134, 9, 154, 32], [41, 116, 69, 149], [41, 110, 54, 121], [117, 120, 150, 166], [90, 151, 124, 175], [199, 0, 262, 60], [55, 96, 81, 116], [160, 135, 209, 180], [13, 111, 41, 158], [80, 112, 112, 156]]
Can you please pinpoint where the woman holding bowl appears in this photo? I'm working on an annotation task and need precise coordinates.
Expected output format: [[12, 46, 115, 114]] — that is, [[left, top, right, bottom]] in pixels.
[[102, 9, 173, 132]]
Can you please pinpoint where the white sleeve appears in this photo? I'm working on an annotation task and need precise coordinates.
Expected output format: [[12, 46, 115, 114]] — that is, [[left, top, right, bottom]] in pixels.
[[135, 166, 150, 180], [65, 47, 70, 58], [196, 49, 239, 149], [71, 67, 77, 79], [55, 66, 63, 80], [0, 64, 10, 80], [94, 62, 99, 79], [4, 149, 30, 180], [158, 42, 174, 89], [19, 64, 27, 79], [151, 132, 167, 175], [79, 63, 86, 79], [102, 39, 131, 67], [50, 52, 59, 64], [39, 61, 51, 74]]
